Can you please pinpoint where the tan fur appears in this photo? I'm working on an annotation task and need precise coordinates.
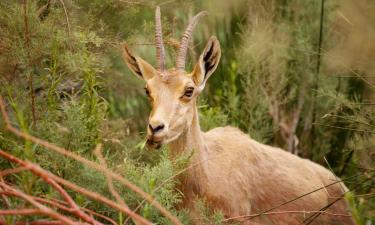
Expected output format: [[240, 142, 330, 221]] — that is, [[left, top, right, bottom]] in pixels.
[[167, 106, 354, 225], [122, 33, 355, 225]]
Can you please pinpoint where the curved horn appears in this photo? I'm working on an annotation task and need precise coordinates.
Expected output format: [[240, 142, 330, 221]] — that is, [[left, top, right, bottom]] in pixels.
[[175, 11, 208, 70], [155, 6, 166, 71]]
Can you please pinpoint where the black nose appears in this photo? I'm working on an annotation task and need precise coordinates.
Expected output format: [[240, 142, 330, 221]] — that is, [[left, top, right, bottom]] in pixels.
[[149, 123, 165, 133]]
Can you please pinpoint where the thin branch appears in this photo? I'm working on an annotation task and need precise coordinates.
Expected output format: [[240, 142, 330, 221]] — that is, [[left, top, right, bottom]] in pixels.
[[313, 123, 375, 134], [288, 81, 306, 154], [23, 0, 36, 128], [223, 172, 368, 222], [37, 0, 51, 19], [311, 0, 325, 146], [118, 0, 148, 5], [302, 174, 375, 225], [222, 210, 351, 222]]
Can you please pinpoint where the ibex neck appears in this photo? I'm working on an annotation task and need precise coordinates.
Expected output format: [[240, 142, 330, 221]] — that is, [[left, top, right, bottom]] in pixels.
[[168, 102, 206, 159]]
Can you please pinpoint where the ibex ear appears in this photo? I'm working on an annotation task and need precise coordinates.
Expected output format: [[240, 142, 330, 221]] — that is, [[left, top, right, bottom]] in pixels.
[[191, 36, 221, 90], [122, 44, 157, 81]]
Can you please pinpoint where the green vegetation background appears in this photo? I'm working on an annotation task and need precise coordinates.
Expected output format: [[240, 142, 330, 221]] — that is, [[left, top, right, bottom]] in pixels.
[[0, 0, 374, 224]]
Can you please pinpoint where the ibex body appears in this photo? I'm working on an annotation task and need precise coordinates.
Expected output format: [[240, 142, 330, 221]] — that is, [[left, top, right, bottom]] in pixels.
[[122, 7, 355, 225]]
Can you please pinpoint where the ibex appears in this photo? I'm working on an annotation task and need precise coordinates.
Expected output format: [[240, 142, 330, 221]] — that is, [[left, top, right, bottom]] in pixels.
[[122, 7, 355, 225]]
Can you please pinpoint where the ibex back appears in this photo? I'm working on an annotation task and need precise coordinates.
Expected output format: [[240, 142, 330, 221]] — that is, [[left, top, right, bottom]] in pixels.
[[122, 7, 355, 225]]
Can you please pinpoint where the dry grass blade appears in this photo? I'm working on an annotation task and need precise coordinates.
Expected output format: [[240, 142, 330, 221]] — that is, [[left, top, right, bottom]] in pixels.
[[57, 0, 71, 35], [221, 210, 351, 221], [222, 172, 366, 222], [301, 174, 375, 225]]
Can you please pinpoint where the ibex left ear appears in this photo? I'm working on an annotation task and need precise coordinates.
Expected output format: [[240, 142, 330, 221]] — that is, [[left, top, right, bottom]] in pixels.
[[191, 36, 221, 90], [122, 43, 157, 81]]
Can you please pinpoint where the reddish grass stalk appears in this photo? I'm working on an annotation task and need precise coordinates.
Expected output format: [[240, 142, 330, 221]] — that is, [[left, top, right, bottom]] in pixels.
[[0, 149, 152, 225], [0, 158, 101, 224], [5, 165, 100, 224], [0, 167, 29, 177], [0, 208, 43, 215], [0, 96, 182, 225], [36, 174, 98, 225], [33, 192, 117, 225], [0, 220, 89, 225], [0, 183, 77, 225]]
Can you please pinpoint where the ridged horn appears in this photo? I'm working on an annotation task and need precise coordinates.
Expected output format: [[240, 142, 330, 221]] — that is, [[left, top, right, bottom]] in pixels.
[[155, 6, 166, 71], [175, 11, 208, 70]]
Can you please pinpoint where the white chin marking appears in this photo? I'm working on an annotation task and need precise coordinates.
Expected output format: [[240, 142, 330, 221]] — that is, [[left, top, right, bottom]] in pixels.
[[163, 132, 183, 144]]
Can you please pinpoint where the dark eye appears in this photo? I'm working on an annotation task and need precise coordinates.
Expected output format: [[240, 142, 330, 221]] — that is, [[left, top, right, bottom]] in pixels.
[[144, 87, 151, 97], [183, 87, 194, 98]]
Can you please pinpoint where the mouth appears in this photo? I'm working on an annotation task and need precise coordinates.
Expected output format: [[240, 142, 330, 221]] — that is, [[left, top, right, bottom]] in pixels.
[[146, 138, 162, 149], [146, 128, 183, 149]]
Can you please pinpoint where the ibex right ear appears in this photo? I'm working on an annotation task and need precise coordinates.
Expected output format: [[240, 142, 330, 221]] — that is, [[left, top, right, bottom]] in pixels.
[[191, 36, 221, 90], [122, 44, 157, 81]]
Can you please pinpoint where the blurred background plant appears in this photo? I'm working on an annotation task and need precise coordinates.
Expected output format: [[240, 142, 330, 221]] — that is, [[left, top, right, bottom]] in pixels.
[[0, 0, 374, 224]]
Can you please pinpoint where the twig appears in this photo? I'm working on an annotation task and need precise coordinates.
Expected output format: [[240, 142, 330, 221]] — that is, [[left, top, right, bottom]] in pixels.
[[23, 0, 30, 56], [222, 172, 367, 222], [311, 0, 325, 146], [0, 96, 183, 225], [301, 173, 375, 225], [23, 0, 37, 128], [117, 0, 150, 6], [58, 0, 71, 35], [37, 0, 51, 19], [313, 123, 375, 134], [222, 210, 351, 222], [288, 81, 306, 154], [159, 0, 176, 6]]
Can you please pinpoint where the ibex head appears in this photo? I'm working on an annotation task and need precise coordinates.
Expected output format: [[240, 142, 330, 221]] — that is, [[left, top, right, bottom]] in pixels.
[[122, 7, 221, 148]]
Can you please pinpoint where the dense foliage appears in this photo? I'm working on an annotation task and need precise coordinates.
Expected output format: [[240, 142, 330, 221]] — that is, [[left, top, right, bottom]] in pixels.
[[0, 0, 374, 224]]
